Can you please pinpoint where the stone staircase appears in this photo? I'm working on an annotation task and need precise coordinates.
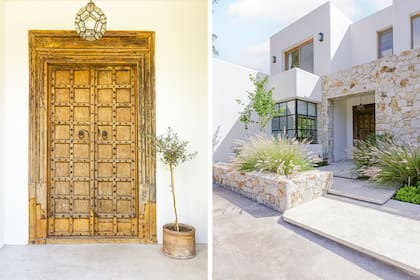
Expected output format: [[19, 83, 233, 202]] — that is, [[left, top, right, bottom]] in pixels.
[[317, 160, 398, 204]]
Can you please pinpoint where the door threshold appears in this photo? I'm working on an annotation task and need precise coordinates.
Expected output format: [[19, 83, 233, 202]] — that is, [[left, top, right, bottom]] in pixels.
[[45, 237, 146, 244]]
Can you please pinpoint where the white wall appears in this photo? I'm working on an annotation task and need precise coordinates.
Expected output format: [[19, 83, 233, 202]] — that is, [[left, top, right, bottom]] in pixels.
[[270, 68, 322, 103], [333, 93, 375, 161], [270, 0, 420, 78], [1, 0, 208, 244], [333, 99, 348, 162], [329, 4, 352, 73], [213, 59, 260, 163], [393, 0, 420, 53], [0, 0, 5, 249], [270, 2, 331, 77], [350, 7, 393, 66]]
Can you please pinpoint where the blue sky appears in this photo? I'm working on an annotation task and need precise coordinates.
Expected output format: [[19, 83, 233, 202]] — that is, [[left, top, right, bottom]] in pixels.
[[213, 0, 392, 73]]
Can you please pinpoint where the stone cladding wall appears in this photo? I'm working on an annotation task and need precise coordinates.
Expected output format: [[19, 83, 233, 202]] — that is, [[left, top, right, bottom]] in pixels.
[[320, 48, 420, 161], [213, 162, 332, 212]]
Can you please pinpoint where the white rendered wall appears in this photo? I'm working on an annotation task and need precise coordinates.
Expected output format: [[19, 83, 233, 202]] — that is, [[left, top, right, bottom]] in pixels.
[[333, 93, 375, 162], [329, 4, 352, 73], [270, 68, 322, 103], [270, 2, 331, 77], [393, 0, 420, 53], [0, 0, 5, 249], [350, 7, 393, 66], [333, 99, 348, 162], [213, 59, 261, 163], [1, 0, 208, 244]]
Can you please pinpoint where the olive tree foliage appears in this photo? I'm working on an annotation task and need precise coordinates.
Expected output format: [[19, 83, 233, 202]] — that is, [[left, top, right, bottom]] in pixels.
[[236, 74, 278, 132], [154, 127, 197, 232]]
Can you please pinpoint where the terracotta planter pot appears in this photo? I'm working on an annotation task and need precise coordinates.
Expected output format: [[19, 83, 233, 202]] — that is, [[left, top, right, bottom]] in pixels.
[[162, 223, 196, 259]]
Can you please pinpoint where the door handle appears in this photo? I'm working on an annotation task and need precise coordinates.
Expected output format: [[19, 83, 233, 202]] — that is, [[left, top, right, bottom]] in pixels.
[[102, 130, 108, 140], [78, 129, 89, 139], [97, 129, 108, 140]]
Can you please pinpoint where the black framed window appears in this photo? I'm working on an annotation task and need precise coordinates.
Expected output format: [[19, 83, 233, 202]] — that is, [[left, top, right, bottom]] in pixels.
[[272, 99, 317, 143]]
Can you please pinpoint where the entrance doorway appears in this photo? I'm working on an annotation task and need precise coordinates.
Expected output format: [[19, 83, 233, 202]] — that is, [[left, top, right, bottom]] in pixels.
[[353, 103, 375, 141], [29, 31, 156, 244]]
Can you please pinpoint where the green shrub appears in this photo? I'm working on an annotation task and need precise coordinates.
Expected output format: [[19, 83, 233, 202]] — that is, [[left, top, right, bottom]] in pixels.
[[394, 182, 420, 204], [354, 134, 420, 185], [232, 134, 320, 176]]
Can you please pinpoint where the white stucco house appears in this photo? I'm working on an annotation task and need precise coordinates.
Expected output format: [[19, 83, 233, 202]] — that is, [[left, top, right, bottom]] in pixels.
[[213, 0, 420, 163]]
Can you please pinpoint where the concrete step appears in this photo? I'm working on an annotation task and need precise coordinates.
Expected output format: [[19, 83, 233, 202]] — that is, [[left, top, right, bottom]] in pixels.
[[283, 197, 420, 277], [327, 177, 398, 205], [316, 160, 358, 179]]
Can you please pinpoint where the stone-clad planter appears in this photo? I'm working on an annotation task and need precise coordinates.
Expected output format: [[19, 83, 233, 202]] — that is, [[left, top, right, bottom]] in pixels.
[[213, 162, 333, 212]]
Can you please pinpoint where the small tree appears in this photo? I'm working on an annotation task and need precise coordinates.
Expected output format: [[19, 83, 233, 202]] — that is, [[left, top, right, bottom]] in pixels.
[[237, 74, 278, 132], [155, 127, 197, 232]]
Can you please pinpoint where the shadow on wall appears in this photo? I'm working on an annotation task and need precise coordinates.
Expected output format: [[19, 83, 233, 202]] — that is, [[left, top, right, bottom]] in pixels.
[[213, 116, 262, 163], [212, 60, 269, 163], [330, 20, 352, 73]]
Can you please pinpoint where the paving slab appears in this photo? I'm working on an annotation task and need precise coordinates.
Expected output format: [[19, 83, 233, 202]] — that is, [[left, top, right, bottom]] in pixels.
[[0, 244, 207, 280], [283, 197, 420, 277], [213, 185, 416, 280], [328, 177, 398, 204], [317, 160, 358, 179], [327, 194, 420, 222]]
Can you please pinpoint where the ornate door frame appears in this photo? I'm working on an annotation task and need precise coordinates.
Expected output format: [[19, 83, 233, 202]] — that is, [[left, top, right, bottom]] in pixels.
[[29, 30, 156, 244]]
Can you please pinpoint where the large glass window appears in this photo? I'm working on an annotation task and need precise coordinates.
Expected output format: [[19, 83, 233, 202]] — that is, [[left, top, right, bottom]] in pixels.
[[272, 99, 317, 143], [285, 40, 314, 73], [378, 28, 393, 58], [412, 14, 420, 49]]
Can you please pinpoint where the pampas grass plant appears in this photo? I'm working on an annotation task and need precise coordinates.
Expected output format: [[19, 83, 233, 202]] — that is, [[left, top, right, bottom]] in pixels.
[[354, 134, 420, 185], [232, 134, 321, 176]]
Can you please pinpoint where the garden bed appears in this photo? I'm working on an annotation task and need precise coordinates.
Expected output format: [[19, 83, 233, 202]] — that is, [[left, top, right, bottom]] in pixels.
[[213, 162, 333, 212]]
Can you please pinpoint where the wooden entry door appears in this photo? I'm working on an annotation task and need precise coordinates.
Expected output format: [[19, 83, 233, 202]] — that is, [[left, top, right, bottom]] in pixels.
[[353, 103, 375, 140], [29, 31, 156, 244], [49, 65, 138, 237]]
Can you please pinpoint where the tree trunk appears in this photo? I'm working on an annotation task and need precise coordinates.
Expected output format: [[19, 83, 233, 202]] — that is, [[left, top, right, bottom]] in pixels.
[[169, 163, 179, 232]]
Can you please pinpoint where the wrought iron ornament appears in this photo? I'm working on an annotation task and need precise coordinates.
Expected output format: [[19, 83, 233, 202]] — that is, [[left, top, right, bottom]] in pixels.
[[75, 0, 107, 41]]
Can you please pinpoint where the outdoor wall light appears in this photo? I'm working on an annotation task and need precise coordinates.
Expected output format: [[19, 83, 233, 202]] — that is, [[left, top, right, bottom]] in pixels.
[[318, 32, 324, 42], [357, 95, 365, 112], [272, 56, 277, 63]]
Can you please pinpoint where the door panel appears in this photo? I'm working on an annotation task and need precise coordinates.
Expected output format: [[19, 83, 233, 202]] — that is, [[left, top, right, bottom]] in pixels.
[[353, 103, 375, 141], [48, 65, 137, 238]]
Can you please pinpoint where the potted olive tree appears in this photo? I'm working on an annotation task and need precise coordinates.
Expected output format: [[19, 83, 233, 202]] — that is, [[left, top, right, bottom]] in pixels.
[[155, 127, 197, 259]]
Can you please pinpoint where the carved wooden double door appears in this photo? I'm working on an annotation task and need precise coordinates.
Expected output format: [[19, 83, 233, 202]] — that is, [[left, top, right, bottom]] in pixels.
[[353, 103, 375, 140], [48, 65, 138, 237]]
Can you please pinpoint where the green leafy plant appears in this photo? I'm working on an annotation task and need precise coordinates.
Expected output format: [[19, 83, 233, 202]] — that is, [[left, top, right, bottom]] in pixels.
[[236, 74, 280, 132], [154, 127, 197, 232], [354, 134, 420, 185], [394, 182, 420, 204], [232, 134, 320, 176]]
